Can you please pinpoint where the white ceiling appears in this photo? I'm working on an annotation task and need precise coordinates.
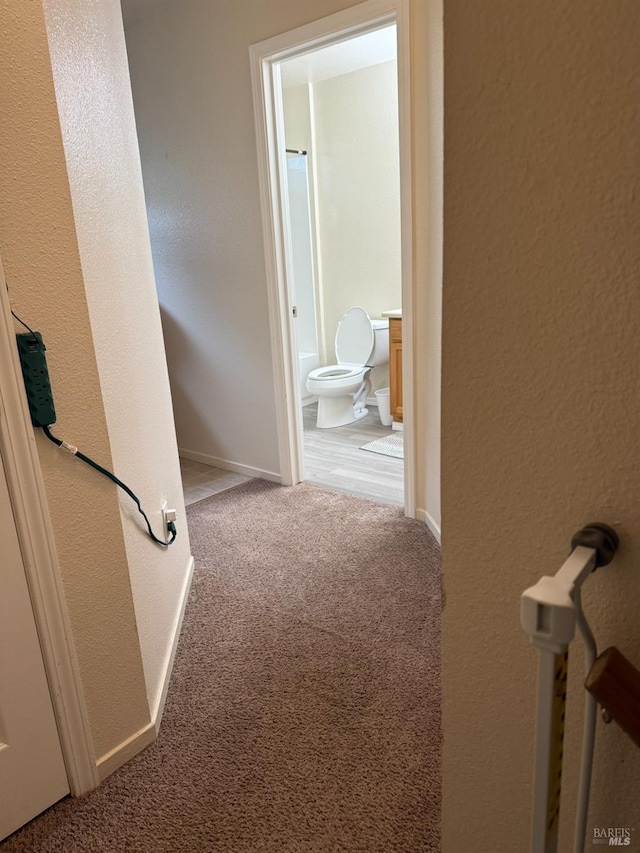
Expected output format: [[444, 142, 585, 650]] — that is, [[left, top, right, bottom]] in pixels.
[[279, 25, 397, 90]]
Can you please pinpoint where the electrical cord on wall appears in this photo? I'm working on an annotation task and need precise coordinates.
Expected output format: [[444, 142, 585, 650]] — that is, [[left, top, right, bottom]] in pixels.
[[11, 308, 38, 339], [41, 426, 176, 547], [9, 296, 176, 548]]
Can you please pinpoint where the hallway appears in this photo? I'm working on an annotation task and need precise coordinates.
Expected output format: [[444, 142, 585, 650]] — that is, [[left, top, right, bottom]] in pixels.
[[1, 480, 441, 852]]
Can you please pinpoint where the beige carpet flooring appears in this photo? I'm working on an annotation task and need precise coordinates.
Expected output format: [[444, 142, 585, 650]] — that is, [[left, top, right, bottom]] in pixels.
[[2, 480, 441, 852]]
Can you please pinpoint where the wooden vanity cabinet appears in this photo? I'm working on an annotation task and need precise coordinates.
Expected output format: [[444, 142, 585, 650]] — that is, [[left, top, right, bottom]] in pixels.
[[389, 317, 403, 423]]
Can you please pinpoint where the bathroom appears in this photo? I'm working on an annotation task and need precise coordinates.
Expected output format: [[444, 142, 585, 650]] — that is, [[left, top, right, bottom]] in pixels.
[[279, 26, 404, 505]]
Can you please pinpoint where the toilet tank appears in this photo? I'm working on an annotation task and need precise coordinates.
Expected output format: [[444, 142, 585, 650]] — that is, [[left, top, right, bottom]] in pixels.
[[368, 319, 389, 366]]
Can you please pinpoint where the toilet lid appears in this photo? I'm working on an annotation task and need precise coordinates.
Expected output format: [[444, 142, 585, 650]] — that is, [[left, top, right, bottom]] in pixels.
[[335, 307, 374, 366]]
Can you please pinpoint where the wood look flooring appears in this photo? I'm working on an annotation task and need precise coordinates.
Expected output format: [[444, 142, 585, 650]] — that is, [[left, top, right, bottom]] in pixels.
[[303, 402, 404, 506], [180, 403, 403, 508], [180, 458, 252, 506]]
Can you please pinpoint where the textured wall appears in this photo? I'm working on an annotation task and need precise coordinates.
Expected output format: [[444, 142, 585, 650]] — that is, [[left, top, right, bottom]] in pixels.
[[123, 0, 368, 477], [43, 0, 193, 720], [313, 60, 401, 393], [442, 1, 640, 849], [0, 2, 149, 758]]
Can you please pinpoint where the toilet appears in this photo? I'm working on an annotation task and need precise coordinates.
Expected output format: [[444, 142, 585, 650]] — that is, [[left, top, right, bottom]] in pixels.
[[306, 307, 389, 429]]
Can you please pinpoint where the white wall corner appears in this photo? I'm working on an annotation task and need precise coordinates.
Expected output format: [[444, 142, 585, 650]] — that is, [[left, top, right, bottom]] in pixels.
[[94, 554, 194, 782], [151, 556, 195, 732], [416, 507, 441, 544]]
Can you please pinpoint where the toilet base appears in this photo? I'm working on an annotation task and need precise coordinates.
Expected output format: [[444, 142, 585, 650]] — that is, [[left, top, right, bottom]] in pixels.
[[316, 396, 368, 429]]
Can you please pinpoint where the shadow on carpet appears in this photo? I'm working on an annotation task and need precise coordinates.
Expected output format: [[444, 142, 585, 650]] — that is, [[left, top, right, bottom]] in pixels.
[[1, 480, 441, 853]]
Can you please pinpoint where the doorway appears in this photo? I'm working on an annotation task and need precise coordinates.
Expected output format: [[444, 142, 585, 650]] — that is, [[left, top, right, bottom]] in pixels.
[[250, 0, 417, 517], [279, 28, 404, 507]]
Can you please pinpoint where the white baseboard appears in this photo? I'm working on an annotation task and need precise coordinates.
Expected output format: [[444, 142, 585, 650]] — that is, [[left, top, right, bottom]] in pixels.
[[365, 396, 379, 407], [96, 555, 195, 782], [151, 555, 195, 733], [392, 420, 404, 431], [417, 508, 441, 544], [96, 720, 156, 782], [179, 448, 281, 483]]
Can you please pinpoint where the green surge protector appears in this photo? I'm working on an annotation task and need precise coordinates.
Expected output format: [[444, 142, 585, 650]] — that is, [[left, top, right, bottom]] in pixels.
[[16, 332, 56, 427]]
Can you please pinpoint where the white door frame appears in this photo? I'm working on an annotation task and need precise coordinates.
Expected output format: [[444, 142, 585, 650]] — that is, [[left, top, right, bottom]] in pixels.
[[0, 258, 98, 796], [250, 0, 416, 517]]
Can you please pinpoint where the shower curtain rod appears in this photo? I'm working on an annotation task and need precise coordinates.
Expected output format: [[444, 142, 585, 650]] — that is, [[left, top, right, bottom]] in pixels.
[[286, 148, 307, 155]]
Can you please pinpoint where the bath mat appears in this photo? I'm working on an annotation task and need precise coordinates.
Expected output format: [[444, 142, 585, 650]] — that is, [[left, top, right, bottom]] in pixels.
[[360, 432, 404, 459]]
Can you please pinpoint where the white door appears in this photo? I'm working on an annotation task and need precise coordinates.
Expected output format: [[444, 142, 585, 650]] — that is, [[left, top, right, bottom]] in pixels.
[[0, 452, 69, 841]]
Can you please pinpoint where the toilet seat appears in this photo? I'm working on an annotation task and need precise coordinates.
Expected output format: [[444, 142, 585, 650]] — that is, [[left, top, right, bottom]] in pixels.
[[307, 364, 364, 382]]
